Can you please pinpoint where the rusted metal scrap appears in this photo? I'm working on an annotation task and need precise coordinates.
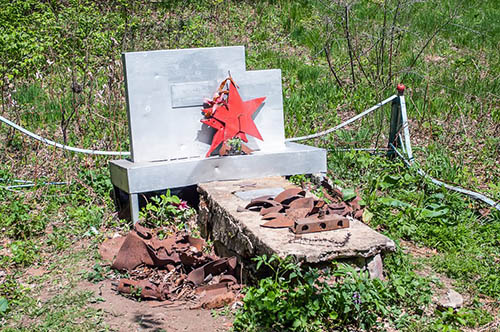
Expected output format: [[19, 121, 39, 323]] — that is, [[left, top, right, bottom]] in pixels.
[[294, 215, 349, 235], [242, 186, 364, 234], [99, 223, 241, 307]]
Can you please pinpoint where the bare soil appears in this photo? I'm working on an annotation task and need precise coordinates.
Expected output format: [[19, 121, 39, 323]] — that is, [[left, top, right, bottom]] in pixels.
[[81, 279, 233, 332]]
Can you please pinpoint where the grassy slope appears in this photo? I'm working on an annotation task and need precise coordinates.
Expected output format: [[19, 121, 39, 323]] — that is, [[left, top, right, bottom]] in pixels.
[[0, 0, 498, 331]]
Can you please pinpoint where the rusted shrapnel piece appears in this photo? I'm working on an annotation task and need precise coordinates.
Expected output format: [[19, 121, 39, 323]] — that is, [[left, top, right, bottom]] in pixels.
[[245, 199, 281, 210], [261, 215, 294, 228], [293, 215, 349, 234], [285, 207, 310, 220], [187, 257, 237, 285], [102, 221, 242, 307], [117, 279, 169, 301], [274, 188, 305, 203], [288, 197, 314, 210], [260, 205, 283, 216], [280, 195, 304, 206], [239, 185, 364, 234]]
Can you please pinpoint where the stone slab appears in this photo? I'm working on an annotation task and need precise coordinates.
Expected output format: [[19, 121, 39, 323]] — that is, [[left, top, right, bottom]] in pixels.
[[197, 177, 396, 264]]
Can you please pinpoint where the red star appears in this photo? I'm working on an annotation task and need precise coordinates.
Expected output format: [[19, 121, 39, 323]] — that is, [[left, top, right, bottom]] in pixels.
[[214, 82, 265, 141], [201, 117, 225, 157], [201, 81, 265, 157]]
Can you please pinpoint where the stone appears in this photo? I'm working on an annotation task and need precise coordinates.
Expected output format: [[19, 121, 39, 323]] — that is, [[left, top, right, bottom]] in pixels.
[[197, 177, 395, 265], [438, 289, 464, 309], [366, 254, 384, 280]]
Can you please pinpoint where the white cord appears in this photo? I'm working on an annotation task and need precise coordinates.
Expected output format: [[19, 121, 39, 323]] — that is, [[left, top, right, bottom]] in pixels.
[[0, 115, 130, 156], [286, 94, 398, 142], [390, 144, 500, 212]]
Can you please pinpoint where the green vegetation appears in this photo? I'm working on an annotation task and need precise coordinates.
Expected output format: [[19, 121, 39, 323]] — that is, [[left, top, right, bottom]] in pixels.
[[139, 190, 195, 230], [0, 0, 498, 331]]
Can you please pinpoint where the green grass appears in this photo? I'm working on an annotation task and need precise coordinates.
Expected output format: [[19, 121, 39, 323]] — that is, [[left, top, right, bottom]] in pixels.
[[0, 0, 498, 330]]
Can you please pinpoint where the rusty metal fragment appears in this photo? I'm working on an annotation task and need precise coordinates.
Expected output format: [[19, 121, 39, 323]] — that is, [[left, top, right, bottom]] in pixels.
[[187, 257, 237, 285], [261, 215, 294, 228], [274, 188, 305, 203], [112, 232, 154, 270], [200, 291, 236, 309], [259, 205, 283, 216], [245, 199, 281, 210], [238, 184, 365, 234], [117, 279, 169, 301], [261, 212, 283, 220], [288, 197, 314, 210], [134, 223, 152, 239], [285, 207, 310, 220], [293, 215, 349, 234], [105, 220, 240, 308]]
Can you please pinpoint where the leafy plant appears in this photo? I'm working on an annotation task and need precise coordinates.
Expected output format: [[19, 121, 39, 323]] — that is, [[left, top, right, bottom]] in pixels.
[[8, 240, 40, 266], [0, 273, 27, 316], [234, 254, 395, 331], [139, 190, 194, 229], [85, 263, 109, 283], [0, 297, 8, 316]]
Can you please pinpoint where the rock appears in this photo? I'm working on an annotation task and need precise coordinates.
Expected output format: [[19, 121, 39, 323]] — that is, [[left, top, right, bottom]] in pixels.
[[366, 254, 384, 280], [231, 301, 243, 310], [438, 289, 464, 309]]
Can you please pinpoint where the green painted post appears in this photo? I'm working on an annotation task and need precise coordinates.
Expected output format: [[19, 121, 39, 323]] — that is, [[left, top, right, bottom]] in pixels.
[[387, 84, 405, 158]]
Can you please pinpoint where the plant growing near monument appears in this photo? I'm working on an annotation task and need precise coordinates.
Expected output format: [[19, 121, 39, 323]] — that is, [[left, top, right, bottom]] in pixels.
[[234, 254, 395, 331], [139, 190, 194, 230]]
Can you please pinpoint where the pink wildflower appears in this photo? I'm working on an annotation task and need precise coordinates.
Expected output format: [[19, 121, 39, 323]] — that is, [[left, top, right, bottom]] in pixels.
[[176, 201, 189, 210]]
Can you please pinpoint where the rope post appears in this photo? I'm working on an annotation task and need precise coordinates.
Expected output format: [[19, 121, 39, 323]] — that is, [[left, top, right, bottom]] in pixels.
[[387, 84, 405, 158], [398, 84, 414, 163]]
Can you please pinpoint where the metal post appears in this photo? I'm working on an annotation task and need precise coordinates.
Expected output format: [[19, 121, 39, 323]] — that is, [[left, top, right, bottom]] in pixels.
[[129, 193, 140, 224], [387, 84, 404, 158], [398, 88, 414, 163]]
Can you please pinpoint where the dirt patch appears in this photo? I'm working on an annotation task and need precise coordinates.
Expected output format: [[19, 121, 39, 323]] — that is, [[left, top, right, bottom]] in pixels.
[[81, 280, 232, 332]]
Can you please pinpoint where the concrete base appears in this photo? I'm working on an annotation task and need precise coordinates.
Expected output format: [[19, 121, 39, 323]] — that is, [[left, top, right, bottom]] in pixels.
[[110, 142, 326, 223], [197, 177, 396, 278]]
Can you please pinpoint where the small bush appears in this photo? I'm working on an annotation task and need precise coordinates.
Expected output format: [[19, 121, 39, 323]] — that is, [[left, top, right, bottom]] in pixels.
[[234, 255, 394, 331], [139, 190, 194, 230]]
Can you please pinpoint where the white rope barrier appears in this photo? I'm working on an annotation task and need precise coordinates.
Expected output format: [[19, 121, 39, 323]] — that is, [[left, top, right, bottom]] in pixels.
[[286, 94, 398, 142], [390, 144, 500, 212], [0, 114, 130, 156]]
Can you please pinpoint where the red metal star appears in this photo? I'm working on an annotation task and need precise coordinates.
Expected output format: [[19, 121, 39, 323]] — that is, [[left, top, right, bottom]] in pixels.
[[201, 117, 225, 158], [201, 81, 266, 157]]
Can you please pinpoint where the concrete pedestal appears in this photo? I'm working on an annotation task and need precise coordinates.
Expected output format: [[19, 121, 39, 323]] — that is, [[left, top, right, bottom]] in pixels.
[[197, 177, 396, 279]]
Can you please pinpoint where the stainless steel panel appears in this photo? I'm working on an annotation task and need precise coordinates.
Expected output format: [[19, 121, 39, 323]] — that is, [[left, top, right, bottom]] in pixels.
[[171, 81, 214, 108], [123, 47, 287, 162], [230, 70, 285, 152], [123, 46, 247, 162]]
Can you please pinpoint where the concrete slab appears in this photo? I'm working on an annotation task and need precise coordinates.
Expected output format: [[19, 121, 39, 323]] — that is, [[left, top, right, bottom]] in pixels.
[[197, 177, 395, 264]]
